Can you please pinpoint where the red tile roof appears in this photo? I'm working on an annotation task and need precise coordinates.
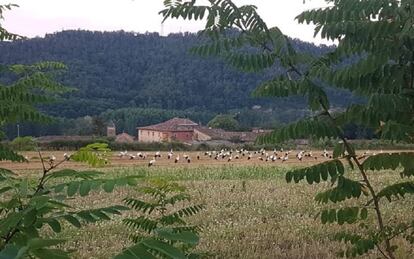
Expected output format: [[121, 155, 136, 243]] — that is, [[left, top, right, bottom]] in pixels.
[[138, 118, 198, 132]]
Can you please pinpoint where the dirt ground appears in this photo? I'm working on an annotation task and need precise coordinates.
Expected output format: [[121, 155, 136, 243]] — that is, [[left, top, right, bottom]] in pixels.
[[0, 149, 403, 172]]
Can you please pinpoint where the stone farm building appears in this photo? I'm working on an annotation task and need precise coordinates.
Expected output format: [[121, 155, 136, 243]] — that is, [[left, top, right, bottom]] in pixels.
[[137, 118, 198, 143], [137, 117, 270, 143]]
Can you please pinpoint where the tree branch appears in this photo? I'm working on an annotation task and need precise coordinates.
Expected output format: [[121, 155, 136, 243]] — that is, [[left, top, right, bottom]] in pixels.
[[34, 151, 68, 195]]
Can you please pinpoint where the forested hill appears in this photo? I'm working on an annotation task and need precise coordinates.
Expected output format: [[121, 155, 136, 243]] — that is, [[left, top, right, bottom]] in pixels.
[[0, 30, 354, 120]]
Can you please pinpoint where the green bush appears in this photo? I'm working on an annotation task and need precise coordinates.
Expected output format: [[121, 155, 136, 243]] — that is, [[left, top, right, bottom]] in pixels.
[[9, 136, 37, 151], [207, 114, 240, 131]]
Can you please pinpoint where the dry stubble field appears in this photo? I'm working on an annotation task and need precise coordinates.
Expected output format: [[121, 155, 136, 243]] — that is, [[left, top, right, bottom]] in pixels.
[[1, 150, 334, 171], [2, 150, 414, 258]]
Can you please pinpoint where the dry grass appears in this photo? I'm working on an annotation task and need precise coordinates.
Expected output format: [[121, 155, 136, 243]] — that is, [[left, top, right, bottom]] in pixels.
[[0, 150, 383, 172], [54, 166, 414, 258], [10, 158, 414, 258]]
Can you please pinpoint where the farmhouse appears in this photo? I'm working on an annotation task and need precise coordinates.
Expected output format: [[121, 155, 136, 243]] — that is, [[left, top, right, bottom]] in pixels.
[[137, 117, 271, 144], [137, 118, 198, 143]]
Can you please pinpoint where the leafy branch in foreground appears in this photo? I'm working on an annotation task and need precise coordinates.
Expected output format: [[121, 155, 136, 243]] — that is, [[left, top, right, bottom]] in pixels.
[[0, 4, 23, 41], [0, 6, 144, 258], [116, 178, 205, 258], [162, 0, 414, 258], [0, 143, 141, 258]]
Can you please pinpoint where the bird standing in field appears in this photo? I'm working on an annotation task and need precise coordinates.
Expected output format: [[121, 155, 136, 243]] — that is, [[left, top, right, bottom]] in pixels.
[[148, 159, 156, 167], [118, 151, 128, 158], [155, 151, 161, 158]]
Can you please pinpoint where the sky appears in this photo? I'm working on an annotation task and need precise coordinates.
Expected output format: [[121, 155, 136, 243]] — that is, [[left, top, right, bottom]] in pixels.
[[1, 0, 333, 45]]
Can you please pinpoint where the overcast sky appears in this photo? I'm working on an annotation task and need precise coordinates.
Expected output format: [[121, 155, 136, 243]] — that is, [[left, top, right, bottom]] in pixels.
[[1, 0, 333, 45]]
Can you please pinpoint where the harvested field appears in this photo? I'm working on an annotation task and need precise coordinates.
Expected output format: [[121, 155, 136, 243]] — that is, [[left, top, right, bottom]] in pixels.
[[0, 150, 403, 172], [55, 166, 414, 258], [2, 150, 414, 258]]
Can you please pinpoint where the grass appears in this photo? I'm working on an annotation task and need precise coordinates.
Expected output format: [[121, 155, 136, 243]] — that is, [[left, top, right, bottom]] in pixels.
[[20, 164, 414, 258]]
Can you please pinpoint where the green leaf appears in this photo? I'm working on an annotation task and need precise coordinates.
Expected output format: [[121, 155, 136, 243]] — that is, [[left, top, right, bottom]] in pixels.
[[19, 179, 28, 198], [103, 180, 115, 193], [31, 248, 70, 259], [29, 196, 50, 209], [76, 211, 96, 223], [66, 182, 79, 197], [123, 217, 158, 234], [0, 212, 23, 236], [0, 244, 27, 259], [377, 181, 414, 202], [360, 208, 368, 220], [79, 181, 92, 197], [28, 238, 66, 250], [363, 152, 414, 172], [23, 208, 37, 227], [63, 215, 81, 228], [141, 239, 186, 259], [46, 219, 61, 233], [91, 210, 111, 221], [0, 144, 27, 162], [0, 168, 17, 181], [286, 160, 344, 185], [333, 142, 345, 159], [46, 169, 103, 180], [70, 143, 110, 167], [315, 177, 365, 204], [257, 117, 338, 145], [320, 207, 365, 225], [155, 228, 199, 245], [114, 243, 157, 259]]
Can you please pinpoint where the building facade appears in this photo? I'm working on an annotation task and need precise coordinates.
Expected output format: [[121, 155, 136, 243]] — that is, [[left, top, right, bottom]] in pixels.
[[137, 118, 198, 143], [137, 117, 270, 143]]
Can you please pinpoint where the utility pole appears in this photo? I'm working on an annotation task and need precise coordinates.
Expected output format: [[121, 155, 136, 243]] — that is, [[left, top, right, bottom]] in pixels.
[[17, 124, 20, 138]]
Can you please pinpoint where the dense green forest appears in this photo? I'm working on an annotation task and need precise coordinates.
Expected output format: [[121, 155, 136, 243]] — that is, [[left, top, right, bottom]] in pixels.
[[0, 30, 360, 137]]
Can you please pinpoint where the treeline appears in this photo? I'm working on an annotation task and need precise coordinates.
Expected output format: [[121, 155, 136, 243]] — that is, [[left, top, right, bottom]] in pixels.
[[0, 30, 355, 115], [0, 30, 361, 138]]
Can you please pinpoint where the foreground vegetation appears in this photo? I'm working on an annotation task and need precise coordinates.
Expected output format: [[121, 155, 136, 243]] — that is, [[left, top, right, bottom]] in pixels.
[[25, 165, 409, 258], [2, 0, 414, 258]]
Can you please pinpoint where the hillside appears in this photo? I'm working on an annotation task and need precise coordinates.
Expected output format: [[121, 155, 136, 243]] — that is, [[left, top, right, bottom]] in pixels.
[[0, 30, 359, 136]]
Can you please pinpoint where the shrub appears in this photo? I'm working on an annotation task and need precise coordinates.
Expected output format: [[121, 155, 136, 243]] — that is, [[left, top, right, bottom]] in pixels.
[[9, 136, 37, 151]]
